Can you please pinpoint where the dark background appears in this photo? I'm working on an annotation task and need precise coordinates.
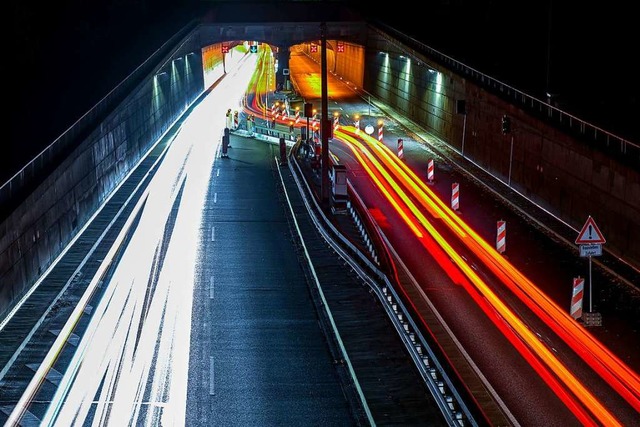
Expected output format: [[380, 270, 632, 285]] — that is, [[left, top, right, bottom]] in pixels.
[[6, 0, 638, 184]]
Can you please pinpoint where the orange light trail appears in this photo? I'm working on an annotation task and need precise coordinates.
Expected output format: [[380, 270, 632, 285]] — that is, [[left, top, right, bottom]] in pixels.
[[343, 134, 600, 425], [339, 125, 640, 414], [336, 128, 624, 425], [340, 133, 423, 239], [247, 51, 639, 415], [246, 49, 637, 420]]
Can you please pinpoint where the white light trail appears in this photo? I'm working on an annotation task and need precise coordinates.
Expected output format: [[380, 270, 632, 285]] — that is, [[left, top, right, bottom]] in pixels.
[[34, 54, 258, 427]]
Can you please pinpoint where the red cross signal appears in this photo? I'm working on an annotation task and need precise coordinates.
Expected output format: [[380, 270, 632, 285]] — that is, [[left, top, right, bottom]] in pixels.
[[337, 41, 344, 53], [310, 44, 317, 53], [221, 44, 229, 53]]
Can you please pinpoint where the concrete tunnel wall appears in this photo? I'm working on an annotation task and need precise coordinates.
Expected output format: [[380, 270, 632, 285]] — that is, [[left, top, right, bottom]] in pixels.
[[362, 29, 640, 270], [0, 35, 212, 319]]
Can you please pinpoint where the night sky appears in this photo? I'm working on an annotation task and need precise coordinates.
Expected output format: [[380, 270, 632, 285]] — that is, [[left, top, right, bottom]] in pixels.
[[6, 0, 638, 184]]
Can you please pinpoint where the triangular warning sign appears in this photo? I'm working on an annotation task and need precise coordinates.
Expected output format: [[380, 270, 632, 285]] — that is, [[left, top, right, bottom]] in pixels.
[[575, 216, 606, 244]]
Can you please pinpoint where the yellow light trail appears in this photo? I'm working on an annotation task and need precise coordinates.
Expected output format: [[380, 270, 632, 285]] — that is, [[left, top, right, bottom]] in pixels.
[[248, 53, 639, 414], [336, 128, 623, 426], [340, 133, 423, 238], [341, 125, 640, 413]]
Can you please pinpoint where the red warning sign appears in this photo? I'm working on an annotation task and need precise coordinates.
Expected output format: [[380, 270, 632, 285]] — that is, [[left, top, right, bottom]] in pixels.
[[575, 216, 606, 244]]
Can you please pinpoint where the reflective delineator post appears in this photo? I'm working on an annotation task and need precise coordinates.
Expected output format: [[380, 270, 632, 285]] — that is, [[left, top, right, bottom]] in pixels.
[[247, 114, 254, 136], [221, 128, 230, 158], [378, 120, 384, 141], [496, 220, 506, 253], [397, 138, 404, 159], [225, 109, 232, 129], [275, 102, 281, 120], [354, 115, 360, 135], [451, 182, 459, 211], [311, 112, 318, 138], [279, 137, 287, 165], [570, 276, 584, 319]]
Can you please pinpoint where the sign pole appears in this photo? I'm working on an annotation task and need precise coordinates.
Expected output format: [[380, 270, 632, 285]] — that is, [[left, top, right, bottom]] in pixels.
[[320, 22, 330, 207], [589, 255, 593, 312], [508, 134, 514, 186], [575, 215, 605, 316]]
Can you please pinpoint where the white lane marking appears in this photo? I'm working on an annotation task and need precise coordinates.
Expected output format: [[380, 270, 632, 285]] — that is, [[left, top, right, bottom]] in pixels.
[[209, 356, 215, 395], [211, 226, 215, 242], [216, 169, 220, 177], [214, 192, 217, 203]]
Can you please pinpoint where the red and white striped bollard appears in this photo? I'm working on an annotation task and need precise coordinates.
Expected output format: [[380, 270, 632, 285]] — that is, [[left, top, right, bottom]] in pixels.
[[570, 276, 584, 319], [451, 182, 459, 211], [427, 159, 434, 183], [496, 220, 506, 253], [397, 138, 404, 159]]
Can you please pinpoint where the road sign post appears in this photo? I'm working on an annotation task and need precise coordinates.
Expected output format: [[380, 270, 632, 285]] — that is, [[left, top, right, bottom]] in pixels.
[[575, 216, 605, 315]]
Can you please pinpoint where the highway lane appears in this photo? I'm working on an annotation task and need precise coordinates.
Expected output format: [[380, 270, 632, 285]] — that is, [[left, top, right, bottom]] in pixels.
[[340, 128, 640, 423], [287, 49, 640, 424], [184, 129, 357, 426], [329, 134, 583, 426]]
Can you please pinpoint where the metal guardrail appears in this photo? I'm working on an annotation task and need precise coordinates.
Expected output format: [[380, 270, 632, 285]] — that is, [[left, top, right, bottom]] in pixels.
[[251, 124, 298, 142], [288, 145, 478, 426], [344, 179, 477, 426], [369, 22, 639, 163]]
